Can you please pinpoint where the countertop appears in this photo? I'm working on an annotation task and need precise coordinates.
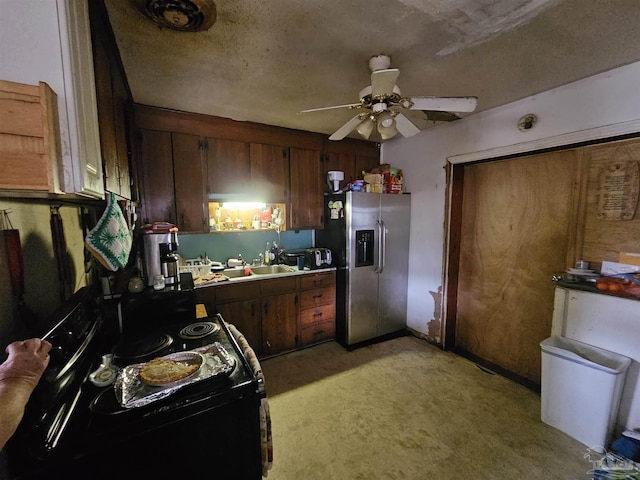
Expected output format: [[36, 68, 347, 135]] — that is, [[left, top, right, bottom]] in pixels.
[[553, 279, 640, 302], [194, 266, 336, 288]]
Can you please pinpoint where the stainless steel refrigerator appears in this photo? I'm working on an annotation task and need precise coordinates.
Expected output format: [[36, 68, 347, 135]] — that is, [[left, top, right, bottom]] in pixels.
[[316, 192, 411, 347]]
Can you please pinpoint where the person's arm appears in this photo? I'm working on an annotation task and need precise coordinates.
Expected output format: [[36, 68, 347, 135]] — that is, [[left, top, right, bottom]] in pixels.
[[0, 338, 51, 450]]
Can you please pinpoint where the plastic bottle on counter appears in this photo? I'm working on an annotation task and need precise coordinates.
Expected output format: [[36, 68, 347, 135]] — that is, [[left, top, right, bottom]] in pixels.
[[264, 242, 270, 265]]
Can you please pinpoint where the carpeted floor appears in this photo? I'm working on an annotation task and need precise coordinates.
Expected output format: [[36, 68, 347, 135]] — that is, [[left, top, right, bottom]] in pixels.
[[261, 335, 592, 479]]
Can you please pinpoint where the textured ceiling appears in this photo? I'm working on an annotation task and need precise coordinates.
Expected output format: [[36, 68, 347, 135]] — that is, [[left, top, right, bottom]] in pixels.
[[106, 0, 640, 141]]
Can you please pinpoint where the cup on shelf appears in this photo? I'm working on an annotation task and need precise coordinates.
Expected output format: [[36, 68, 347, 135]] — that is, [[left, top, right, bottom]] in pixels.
[[575, 260, 590, 270]]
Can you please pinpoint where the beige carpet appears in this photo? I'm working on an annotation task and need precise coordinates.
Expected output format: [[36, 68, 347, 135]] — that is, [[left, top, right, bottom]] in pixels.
[[261, 335, 592, 479]]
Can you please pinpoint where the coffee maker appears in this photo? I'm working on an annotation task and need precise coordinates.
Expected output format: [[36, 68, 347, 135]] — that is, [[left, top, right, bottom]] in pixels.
[[142, 231, 179, 287]]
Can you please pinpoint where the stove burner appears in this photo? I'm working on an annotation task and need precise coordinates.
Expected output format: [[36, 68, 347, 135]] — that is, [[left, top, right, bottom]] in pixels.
[[179, 321, 219, 340], [114, 334, 173, 361]]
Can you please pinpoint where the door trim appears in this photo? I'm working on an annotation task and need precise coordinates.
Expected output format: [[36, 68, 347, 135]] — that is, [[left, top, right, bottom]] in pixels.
[[448, 119, 640, 165]]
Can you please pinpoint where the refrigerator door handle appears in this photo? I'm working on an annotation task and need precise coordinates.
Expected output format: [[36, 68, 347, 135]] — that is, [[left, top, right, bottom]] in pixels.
[[376, 220, 385, 274]]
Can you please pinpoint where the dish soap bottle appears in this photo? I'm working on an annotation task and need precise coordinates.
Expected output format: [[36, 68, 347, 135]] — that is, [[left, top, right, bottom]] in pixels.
[[264, 242, 270, 265]]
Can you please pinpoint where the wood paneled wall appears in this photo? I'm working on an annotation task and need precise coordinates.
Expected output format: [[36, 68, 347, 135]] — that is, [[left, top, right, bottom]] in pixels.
[[579, 138, 640, 268]]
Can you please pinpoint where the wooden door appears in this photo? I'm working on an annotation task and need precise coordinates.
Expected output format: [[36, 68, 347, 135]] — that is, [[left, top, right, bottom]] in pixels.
[[171, 133, 207, 232], [454, 150, 580, 384], [250, 143, 289, 201], [261, 292, 298, 356], [289, 147, 323, 229], [138, 129, 175, 224], [206, 138, 250, 195]]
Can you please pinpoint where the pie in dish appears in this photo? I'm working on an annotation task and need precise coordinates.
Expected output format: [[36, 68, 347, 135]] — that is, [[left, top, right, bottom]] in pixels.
[[139, 353, 202, 386]]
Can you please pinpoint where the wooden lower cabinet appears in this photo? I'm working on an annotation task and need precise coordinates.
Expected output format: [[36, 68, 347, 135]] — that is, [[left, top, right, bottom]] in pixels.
[[217, 299, 262, 356], [195, 271, 336, 358], [298, 272, 336, 346], [261, 291, 298, 357]]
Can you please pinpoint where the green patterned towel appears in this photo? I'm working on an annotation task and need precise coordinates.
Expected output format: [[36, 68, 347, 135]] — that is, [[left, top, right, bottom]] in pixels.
[[85, 193, 132, 271]]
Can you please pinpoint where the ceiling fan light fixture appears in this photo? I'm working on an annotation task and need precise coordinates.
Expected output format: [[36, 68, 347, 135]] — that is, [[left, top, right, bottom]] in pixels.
[[378, 111, 395, 128], [377, 112, 398, 140], [356, 117, 375, 140]]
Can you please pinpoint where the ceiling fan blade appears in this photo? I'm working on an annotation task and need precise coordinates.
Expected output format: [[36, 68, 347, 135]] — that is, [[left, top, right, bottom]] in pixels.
[[394, 113, 421, 138], [423, 110, 461, 122], [371, 68, 400, 97], [300, 103, 362, 114], [408, 96, 478, 113], [329, 114, 367, 141]]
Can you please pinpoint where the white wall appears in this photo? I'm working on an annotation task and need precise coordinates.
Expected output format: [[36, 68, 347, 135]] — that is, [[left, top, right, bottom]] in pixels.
[[382, 61, 640, 341]]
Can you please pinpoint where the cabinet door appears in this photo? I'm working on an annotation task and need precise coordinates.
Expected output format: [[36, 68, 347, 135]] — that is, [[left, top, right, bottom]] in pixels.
[[89, 0, 131, 199], [206, 138, 250, 196], [250, 143, 289, 202], [138, 129, 175, 224], [261, 292, 298, 356], [111, 64, 132, 199], [325, 152, 356, 185], [172, 133, 207, 232], [216, 299, 262, 357], [355, 153, 379, 180], [289, 147, 323, 229]]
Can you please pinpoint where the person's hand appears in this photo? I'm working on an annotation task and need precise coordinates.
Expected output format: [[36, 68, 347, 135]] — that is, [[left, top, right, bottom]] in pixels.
[[0, 338, 52, 389]]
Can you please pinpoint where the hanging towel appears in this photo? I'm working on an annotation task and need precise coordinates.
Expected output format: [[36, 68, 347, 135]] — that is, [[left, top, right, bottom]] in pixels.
[[226, 322, 273, 476], [85, 193, 132, 271]]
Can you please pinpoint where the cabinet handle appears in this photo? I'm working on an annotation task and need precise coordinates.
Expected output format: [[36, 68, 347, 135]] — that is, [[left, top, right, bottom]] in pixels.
[[251, 304, 255, 316], [313, 311, 323, 318], [266, 340, 271, 348], [313, 293, 323, 299]]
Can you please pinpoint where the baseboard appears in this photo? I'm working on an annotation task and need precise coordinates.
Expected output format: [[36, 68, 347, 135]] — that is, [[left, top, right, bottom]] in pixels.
[[338, 329, 409, 351], [452, 347, 541, 393]]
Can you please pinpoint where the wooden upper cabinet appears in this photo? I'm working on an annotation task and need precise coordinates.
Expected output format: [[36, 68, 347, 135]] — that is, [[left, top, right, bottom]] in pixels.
[[133, 104, 379, 230], [250, 143, 289, 202], [289, 147, 323, 229], [355, 153, 379, 180], [324, 142, 380, 189], [206, 138, 250, 195], [172, 133, 208, 232], [138, 129, 175, 225], [111, 65, 132, 199], [89, 0, 132, 199]]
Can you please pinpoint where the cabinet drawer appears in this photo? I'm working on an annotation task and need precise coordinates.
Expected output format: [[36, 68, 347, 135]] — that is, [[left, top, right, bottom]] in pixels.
[[215, 282, 261, 303], [260, 277, 297, 296], [299, 303, 335, 327], [299, 286, 335, 309], [300, 320, 334, 345], [300, 272, 335, 290]]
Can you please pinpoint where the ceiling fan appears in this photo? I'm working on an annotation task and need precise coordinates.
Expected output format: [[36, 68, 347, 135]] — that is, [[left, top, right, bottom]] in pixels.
[[301, 55, 478, 141]]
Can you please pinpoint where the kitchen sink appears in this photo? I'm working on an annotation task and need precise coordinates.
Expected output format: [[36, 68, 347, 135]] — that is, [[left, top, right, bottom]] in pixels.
[[223, 268, 252, 278], [250, 265, 297, 275]]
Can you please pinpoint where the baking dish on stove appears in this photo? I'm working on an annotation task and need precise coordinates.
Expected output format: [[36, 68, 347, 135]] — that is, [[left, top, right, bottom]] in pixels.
[[115, 343, 235, 408]]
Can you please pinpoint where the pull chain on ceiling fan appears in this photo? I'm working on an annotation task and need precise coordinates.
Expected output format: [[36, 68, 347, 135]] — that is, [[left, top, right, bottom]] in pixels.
[[301, 55, 478, 141]]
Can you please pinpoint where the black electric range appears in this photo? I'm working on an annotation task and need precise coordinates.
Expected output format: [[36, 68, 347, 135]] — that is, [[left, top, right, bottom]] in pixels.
[[6, 286, 264, 480]]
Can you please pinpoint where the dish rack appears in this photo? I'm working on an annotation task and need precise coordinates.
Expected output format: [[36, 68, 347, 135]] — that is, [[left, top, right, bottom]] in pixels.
[[178, 258, 214, 276]]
